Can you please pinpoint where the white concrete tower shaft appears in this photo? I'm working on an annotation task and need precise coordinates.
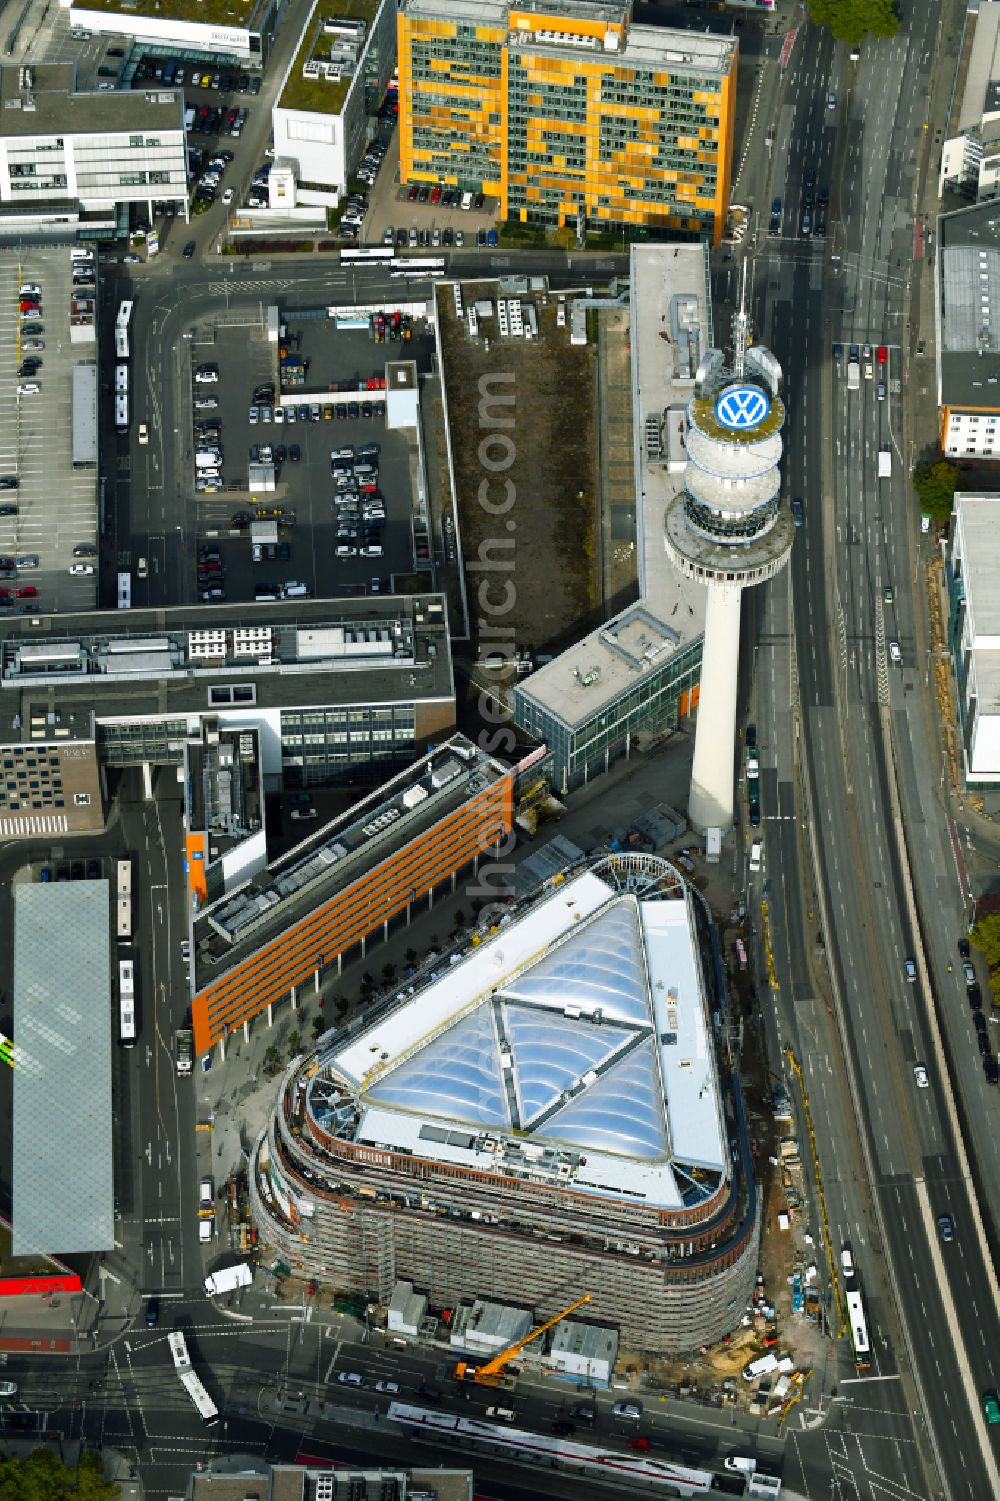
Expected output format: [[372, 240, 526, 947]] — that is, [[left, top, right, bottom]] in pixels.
[[663, 344, 794, 833], [688, 583, 743, 831]]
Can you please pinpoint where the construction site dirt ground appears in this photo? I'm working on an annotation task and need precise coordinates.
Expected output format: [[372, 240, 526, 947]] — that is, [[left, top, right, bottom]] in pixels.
[[435, 281, 601, 662]]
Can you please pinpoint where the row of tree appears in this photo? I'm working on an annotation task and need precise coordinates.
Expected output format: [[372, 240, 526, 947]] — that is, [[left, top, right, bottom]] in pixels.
[[971, 912, 1000, 1004], [807, 0, 899, 46], [0, 1451, 118, 1501]]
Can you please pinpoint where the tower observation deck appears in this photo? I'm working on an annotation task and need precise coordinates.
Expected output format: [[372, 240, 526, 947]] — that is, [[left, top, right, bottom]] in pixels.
[[663, 289, 795, 830]]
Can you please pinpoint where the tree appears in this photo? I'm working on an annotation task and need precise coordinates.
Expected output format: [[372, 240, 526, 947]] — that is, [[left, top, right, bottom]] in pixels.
[[912, 459, 960, 523], [807, 0, 898, 44], [971, 911, 1000, 997], [311, 1015, 326, 1038], [453, 909, 466, 928], [287, 1028, 302, 1059], [263, 1044, 283, 1077], [0, 1450, 118, 1501], [381, 961, 396, 982], [405, 947, 418, 965]]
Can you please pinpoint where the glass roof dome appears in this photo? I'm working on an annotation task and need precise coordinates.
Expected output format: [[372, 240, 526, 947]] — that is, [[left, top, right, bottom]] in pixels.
[[363, 894, 678, 1160]]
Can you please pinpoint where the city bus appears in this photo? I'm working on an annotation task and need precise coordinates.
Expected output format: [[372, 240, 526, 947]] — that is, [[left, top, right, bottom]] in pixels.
[[117, 571, 131, 609], [340, 246, 393, 263], [390, 258, 445, 278], [115, 392, 128, 432], [168, 1331, 218, 1425], [116, 300, 133, 360], [117, 956, 136, 1048], [116, 858, 132, 941], [846, 1287, 870, 1368]]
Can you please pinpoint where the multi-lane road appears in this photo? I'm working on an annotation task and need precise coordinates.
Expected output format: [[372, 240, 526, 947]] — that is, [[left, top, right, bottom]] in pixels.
[[3, 3, 998, 1497], [746, 1, 1000, 1498]]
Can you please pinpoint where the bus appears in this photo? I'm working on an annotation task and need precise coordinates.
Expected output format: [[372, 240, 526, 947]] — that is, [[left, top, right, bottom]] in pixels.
[[390, 258, 445, 278], [115, 392, 128, 432], [115, 363, 128, 396], [117, 859, 132, 942], [846, 1288, 870, 1368], [117, 571, 131, 609], [116, 300, 133, 360], [340, 246, 394, 263], [168, 1331, 218, 1425], [118, 956, 136, 1048]]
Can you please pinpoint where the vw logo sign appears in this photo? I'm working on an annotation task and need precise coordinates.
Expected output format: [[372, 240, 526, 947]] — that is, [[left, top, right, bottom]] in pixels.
[[715, 385, 770, 430]]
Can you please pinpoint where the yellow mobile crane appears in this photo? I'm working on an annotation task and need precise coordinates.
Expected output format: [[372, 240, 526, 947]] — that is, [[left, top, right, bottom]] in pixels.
[[453, 1295, 592, 1387]]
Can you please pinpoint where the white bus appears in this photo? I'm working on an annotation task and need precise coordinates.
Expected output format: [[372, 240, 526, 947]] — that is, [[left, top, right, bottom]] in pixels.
[[115, 363, 128, 395], [116, 300, 133, 360], [340, 246, 393, 263], [168, 1331, 219, 1425], [115, 392, 128, 432], [118, 956, 136, 1047], [117, 571, 131, 610], [390, 256, 445, 276], [846, 1287, 870, 1368], [116, 859, 132, 941]]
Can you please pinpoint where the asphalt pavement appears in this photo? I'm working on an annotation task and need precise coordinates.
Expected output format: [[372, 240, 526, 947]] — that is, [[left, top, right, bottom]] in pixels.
[[739, 0, 1000, 1498]]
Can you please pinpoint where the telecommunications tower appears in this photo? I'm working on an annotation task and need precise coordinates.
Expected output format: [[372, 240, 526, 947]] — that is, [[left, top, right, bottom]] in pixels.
[[663, 261, 795, 831]]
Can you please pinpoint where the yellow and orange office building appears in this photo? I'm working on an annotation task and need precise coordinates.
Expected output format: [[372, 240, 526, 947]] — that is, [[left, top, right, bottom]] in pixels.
[[190, 735, 514, 1054], [397, 0, 737, 244]]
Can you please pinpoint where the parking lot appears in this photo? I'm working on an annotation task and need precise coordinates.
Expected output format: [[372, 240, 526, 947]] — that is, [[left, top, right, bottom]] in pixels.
[[356, 124, 498, 248], [0, 247, 98, 619], [187, 317, 435, 604]]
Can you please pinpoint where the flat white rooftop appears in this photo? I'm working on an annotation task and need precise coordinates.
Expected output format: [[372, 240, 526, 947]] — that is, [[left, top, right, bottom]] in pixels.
[[515, 246, 710, 728], [321, 857, 726, 1211]]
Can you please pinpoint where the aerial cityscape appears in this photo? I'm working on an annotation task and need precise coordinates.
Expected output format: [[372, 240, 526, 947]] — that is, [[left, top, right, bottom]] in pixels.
[[0, 0, 997, 1498]]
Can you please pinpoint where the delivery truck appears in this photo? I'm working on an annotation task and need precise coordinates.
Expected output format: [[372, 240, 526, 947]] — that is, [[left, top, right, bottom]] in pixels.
[[204, 1262, 252, 1297], [878, 445, 891, 478]]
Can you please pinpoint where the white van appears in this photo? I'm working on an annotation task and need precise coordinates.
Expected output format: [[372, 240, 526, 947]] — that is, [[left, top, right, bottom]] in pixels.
[[742, 1353, 779, 1382], [461, 191, 473, 211], [749, 841, 762, 873], [485, 1406, 515, 1422], [196, 452, 222, 469]]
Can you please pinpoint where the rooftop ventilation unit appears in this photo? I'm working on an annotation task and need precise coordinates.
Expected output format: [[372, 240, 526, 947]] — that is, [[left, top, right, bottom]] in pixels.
[[302, 60, 321, 80]]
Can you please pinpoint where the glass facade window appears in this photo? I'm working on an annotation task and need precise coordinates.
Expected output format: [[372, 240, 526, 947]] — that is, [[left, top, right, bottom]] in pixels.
[[280, 704, 417, 787], [400, 7, 732, 239], [514, 641, 702, 791]]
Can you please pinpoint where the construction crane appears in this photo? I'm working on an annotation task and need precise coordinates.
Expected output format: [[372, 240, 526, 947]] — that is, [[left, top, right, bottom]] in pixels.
[[453, 1295, 592, 1387]]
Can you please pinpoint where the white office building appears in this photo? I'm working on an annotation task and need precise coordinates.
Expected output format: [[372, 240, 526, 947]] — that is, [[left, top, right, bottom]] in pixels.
[[939, 0, 1000, 202], [949, 493, 1000, 783], [271, 0, 395, 203], [0, 64, 187, 224], [66, 0, 283, 64]]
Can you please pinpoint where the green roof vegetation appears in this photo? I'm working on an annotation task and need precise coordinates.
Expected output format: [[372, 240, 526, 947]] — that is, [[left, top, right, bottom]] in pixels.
[[76, 0, 259, 26], [278, 0, 381, 116]]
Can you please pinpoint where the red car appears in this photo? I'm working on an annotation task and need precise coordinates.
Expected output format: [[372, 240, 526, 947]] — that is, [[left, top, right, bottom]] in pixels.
[[876, 345, 887, 364], [627, 1437, 651, 1453], [430, 184, 441, 203], [16, 586, 37, 598]]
